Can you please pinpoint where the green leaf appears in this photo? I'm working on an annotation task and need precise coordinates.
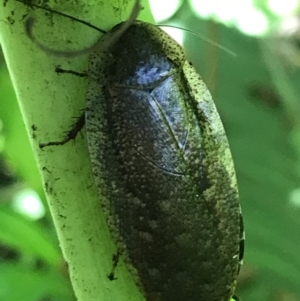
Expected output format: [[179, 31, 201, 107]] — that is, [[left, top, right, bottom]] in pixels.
[[0, 1, 154, 301]]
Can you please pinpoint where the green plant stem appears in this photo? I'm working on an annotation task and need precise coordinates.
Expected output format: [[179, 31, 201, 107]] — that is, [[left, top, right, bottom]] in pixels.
[[0, 1, 153, 300]]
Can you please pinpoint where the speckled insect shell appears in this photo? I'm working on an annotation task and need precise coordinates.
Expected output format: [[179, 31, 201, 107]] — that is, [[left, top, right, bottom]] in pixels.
[[86, 21, 243, 301]]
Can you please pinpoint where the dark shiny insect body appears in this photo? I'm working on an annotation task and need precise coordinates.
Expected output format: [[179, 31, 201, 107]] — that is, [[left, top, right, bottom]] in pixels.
[[26, 2, 244, 300], [86, 21, 243, 301]]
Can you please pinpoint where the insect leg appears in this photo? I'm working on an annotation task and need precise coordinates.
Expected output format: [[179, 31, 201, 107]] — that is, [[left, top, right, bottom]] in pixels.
[[107, 251, 121, 281], [38, 66, 88, 149], [39, 113, 85, 149], [55, 66, 88, 78]]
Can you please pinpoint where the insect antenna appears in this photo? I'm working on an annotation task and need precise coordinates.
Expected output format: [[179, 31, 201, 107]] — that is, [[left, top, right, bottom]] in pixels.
[[23, 0, 141, 57], [160, 24, 236, 56], [16, 0, 105, 32]]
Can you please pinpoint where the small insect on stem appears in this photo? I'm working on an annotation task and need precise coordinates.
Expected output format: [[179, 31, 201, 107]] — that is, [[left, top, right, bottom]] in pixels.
[[24, 0, 244, 300]]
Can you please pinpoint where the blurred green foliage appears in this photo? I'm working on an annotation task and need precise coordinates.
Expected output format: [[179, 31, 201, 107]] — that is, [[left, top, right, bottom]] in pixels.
[[1, 0, 300, 301]]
